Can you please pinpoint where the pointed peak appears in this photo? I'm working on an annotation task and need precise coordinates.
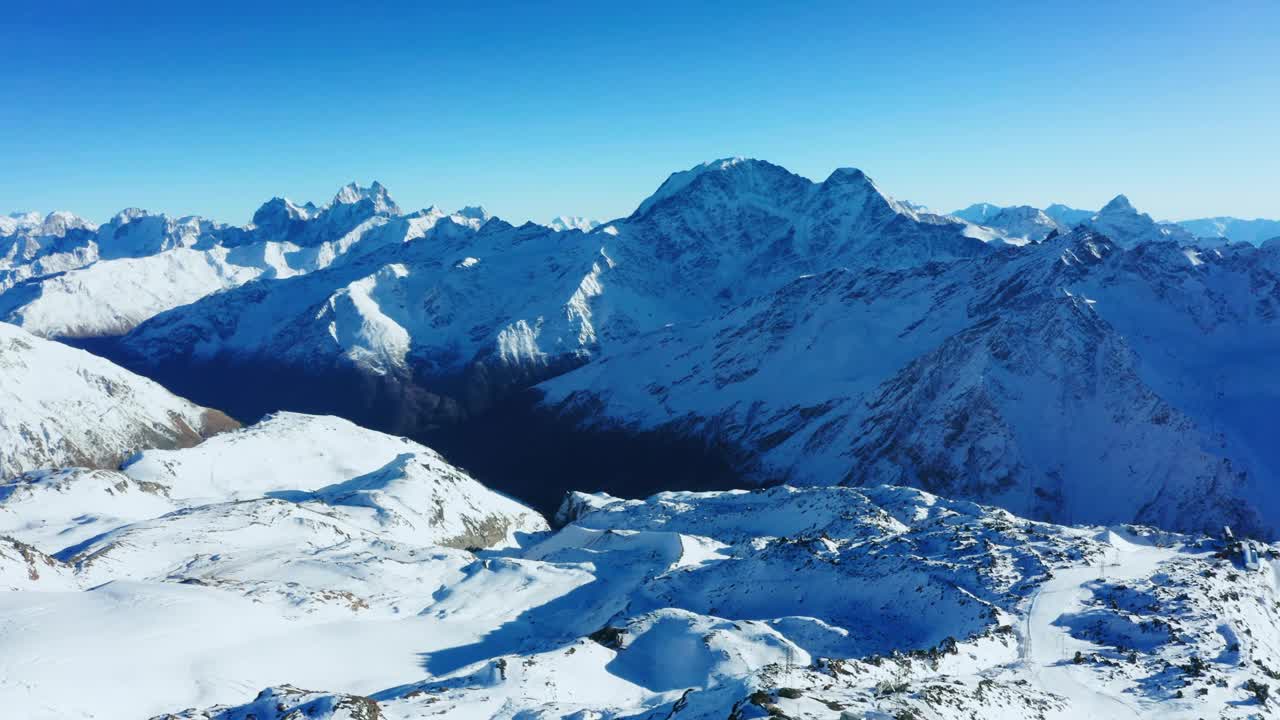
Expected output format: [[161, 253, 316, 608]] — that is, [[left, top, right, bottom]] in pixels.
[[824, 167, 871, 184], [1099, 194, 1135, 214], [332, 182, 364, 205], [251, 196, 313, 228]]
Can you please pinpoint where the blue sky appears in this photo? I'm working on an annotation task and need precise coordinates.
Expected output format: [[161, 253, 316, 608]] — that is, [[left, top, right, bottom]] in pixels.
[[3, 1, 1278, 225]]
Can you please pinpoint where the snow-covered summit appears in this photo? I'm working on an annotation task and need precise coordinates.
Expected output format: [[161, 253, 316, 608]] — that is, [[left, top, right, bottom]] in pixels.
[[632, 156, 755, 216], [1087, 193, 1196, 247], [0, 210, 96, 238], [331, 180, 400, 215], [546, 215, 602, 232]]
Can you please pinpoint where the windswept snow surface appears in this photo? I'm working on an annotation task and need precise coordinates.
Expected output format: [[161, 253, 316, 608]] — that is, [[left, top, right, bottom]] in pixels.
[[3, 474, 1277, 719]]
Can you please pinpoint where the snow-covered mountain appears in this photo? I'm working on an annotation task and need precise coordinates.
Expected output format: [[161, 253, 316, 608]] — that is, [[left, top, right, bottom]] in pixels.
[[5, 157, 1280, 719], [3, 470, 1275, 719], [952, 202, 1006, 224], [1085, 194, 1197, 247], [1178, 215, 1280, 246], [545, 215, 602, 232], [23, 161, 1266, 538], [1044, 202, 1093, 228], [0, 210, 100, 294], [0, 183, 442, 337], [539, 229, 1280, 537], [0, 321, 237, 479], [103, 159, 992, 432], [958, 199, 1276, 249], [952, 204, 1066, 244]]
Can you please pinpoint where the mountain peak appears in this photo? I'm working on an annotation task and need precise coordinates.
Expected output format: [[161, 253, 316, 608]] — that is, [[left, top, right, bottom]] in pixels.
[[331, 181, 399, 214], [822, 166, 874, 186], [547, 215, 602, 232], [455, 205, 489, 221], [1099, 194, 1135, 214], [631, 157, 797, 217], [109, 207, 150, 226], [951, 202, 1004, 224]]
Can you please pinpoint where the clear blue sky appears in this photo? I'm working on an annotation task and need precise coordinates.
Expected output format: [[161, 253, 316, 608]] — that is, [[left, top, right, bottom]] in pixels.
[[3, 1, 1278, 225]]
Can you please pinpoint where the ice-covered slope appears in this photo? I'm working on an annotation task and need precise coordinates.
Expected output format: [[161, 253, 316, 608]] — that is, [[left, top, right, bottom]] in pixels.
[[539, 230, 1280, 537], [0, 321, 237, 479], [3, 483, 1265, 719], [0, 183, 419, 338]]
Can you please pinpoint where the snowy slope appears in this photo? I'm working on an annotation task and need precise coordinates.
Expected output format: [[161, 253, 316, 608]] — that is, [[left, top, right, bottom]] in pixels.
[[0, 321, 237, 479], [4, 481, 1270, 719], [539, 229, 1280, 537], [118, 411, 547, 547]]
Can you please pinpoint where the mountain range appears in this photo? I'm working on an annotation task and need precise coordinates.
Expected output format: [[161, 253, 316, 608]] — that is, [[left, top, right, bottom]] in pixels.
[[5, 158, 1276, 535], [3, 158, 1279, 718]]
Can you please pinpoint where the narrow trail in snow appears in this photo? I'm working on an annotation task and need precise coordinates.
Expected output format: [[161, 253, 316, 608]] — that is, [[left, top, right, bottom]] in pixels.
[[1019, 530, 1173, 719]]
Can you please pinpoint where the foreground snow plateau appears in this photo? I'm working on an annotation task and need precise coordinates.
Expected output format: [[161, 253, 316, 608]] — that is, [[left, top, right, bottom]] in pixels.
[[2, 440, 1276, 718]]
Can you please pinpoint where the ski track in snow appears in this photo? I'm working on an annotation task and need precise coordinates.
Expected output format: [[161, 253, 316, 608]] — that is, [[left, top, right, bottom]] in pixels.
[[1020, 530, 1174, 719]]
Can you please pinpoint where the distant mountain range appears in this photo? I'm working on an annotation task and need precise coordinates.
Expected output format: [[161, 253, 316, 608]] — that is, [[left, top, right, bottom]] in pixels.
[[952, 200, 1279, 247]]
